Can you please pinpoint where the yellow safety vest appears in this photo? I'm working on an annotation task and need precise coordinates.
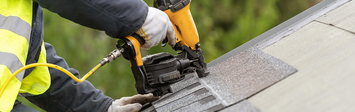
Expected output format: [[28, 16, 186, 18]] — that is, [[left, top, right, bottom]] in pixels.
[[0, 0, 51, 111]]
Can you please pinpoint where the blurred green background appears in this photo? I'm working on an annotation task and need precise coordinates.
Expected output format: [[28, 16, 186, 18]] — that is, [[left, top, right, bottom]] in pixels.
[[18, 0, 321, 111]]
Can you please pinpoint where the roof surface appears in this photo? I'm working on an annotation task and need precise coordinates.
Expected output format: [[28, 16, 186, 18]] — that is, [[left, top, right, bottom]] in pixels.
[[249, 0, 355, 111], [141, 0, 354, 111]]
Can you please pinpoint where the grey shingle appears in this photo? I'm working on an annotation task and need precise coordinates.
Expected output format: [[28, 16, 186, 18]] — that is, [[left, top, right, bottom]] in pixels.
[[203, 47, 297, 105]]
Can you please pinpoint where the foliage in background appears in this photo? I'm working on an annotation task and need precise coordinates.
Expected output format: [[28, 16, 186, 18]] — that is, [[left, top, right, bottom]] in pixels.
[[19, 0, 321, 111]]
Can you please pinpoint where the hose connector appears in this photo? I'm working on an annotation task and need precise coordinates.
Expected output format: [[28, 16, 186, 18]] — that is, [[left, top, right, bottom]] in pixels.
[[100, 49, 123, 66]]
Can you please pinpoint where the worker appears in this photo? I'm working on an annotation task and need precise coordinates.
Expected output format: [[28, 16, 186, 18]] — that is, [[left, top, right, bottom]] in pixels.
[[0, 0, 176, 111]]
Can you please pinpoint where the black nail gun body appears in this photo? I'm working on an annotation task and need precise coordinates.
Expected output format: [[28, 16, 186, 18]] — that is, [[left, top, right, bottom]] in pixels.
[[117, 0, 209, 96]]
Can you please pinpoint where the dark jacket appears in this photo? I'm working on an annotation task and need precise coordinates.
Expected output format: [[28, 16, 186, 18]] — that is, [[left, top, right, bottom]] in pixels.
[[23, 0, 148, 111]]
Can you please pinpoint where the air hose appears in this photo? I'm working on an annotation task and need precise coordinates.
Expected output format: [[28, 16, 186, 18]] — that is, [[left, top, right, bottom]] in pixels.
[[0, 48, 122, 98], [0, 63, 102, 98]]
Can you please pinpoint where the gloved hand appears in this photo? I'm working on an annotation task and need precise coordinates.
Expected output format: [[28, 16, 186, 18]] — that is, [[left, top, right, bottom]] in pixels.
[[107, 93, 159, 112], [135, 7, 176, 49]]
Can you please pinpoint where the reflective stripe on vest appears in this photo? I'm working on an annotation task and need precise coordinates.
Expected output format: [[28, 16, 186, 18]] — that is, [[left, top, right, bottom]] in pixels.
[[0, 0, 50, 111]]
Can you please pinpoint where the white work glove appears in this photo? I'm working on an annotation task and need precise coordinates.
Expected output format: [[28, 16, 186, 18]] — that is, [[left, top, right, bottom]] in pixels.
[[135, 7, 176, 49], [107, 93, 159, 112]]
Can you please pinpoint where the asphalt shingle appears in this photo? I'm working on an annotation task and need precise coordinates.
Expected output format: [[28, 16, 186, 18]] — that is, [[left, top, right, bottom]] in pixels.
[[140, 47, 297, 112]]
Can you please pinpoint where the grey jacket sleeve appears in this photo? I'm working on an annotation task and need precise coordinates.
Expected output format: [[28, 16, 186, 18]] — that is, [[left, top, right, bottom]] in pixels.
[[25, 43, 114, 112], [32, 0, 148, 38]]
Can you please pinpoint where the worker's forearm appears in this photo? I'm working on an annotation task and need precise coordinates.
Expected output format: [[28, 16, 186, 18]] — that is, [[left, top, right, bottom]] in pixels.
[[32, 0, 148, 38], [25, 43, 114, 112]]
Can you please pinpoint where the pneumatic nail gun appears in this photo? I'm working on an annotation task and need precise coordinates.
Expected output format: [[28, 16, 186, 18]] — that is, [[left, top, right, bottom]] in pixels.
[[101, 0, 209, 96]]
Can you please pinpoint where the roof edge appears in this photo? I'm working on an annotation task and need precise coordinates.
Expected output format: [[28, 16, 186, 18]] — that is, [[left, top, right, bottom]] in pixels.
[[208, 0, 350, 67]]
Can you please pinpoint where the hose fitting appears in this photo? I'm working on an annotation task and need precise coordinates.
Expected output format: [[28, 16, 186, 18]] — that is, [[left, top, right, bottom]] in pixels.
[[100, 49, 123, 66]]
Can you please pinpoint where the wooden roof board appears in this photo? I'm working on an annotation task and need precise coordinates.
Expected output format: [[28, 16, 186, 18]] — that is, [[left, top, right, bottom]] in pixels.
[[317, 0, 355, 33], [249, 20, 355, 112]]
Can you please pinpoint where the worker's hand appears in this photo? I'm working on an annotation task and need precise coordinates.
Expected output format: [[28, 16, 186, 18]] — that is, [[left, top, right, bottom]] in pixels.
[[107, 93, 160, 112], [135, 7, 176, 49]]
